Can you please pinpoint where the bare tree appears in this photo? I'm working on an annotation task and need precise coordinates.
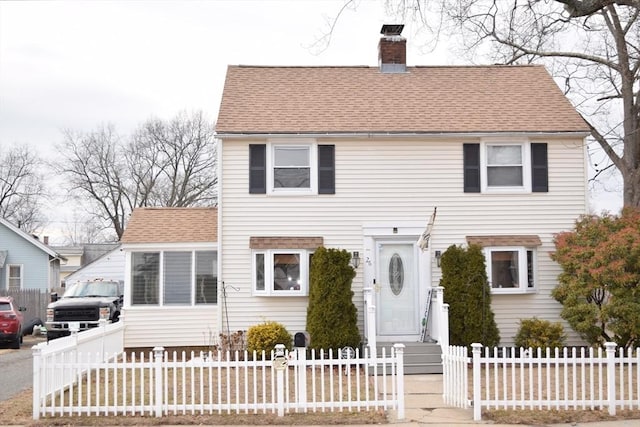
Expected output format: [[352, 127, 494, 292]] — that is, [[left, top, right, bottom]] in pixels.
[[61, 212, 115, 245], [56, 125, 131, 240], [0, 144, 47, 233], [323, 0, 640, 208], [55, 111, 217, 240], [129, 110, 217, 207]]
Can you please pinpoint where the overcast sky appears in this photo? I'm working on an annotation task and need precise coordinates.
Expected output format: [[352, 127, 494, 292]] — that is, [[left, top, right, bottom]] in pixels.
[[0, 0, 623, 242]]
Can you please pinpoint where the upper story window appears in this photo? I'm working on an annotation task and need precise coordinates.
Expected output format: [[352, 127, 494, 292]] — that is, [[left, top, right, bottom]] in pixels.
[[271, 145, 313, 192], [486, 145, 524, 187], [131, 250, 217, 306], [464, 142, 548, 193], [249, 143, 335, 195], [485, 247, 536, 294]]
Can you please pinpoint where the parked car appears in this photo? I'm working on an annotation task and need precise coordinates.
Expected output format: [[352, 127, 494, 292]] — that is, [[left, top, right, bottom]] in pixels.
[[46, 279, 123, 341], [0, 296, 25, 349]]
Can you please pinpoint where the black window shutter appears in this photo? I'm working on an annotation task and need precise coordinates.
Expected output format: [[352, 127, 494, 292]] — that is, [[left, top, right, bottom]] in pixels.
[[531, 143, 548, 192], [249, 144, 266, 194], [318, 145, 335, 194], [463, 143, 481, 193]]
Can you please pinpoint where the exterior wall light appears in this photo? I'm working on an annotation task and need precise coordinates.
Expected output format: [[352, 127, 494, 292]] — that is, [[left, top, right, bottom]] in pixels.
[[435, 250, 442, 268], [351, 251, 361, 269]]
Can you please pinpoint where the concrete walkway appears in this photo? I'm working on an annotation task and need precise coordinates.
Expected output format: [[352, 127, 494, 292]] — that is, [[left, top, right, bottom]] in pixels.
[[387, 374, 640, 427]]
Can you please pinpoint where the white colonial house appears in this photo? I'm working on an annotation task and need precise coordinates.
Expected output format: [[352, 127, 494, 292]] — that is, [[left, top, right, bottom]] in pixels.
[[213, 25, 590, 350]]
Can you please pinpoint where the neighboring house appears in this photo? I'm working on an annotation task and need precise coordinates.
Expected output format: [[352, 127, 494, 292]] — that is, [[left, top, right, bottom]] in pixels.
[[63, 245, 125, 285], [120, 207, 218, 348], [0, 218, 64, 291], [213, 25, 590, 347], [53, 246, 83, 285], [53, 243, 121, 286]]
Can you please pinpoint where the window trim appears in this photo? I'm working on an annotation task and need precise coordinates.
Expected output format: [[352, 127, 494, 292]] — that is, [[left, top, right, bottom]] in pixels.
[[480, 140, 531, 193], [252, 249, 311, 296], [129, 249, 218, 306], [266, 140, 318, 195], [6, 264, 23, 291], [484, 246, 536, 294]]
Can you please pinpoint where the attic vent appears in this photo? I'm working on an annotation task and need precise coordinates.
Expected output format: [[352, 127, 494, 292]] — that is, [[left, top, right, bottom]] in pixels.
[[378, 24, 406, 73]]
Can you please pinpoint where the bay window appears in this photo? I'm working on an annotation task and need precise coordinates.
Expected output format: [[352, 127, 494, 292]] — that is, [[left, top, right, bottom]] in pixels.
[[253, 249, 311, 296], [485, 247, 535, 293]]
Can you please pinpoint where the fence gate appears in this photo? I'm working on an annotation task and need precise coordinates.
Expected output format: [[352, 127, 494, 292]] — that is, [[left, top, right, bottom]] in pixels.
[[442, 345, 470, 409]]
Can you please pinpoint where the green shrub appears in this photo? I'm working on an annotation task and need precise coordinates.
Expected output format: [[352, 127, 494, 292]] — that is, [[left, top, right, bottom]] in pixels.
[[306, 247, 360, 351], [440, 244, 500, 348], [247, 321, 292, 359], [515, 318, 566, 349]]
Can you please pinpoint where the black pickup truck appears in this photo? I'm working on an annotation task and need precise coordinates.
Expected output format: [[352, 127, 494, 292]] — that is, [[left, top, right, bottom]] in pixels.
[[46, 279, 123, 341]]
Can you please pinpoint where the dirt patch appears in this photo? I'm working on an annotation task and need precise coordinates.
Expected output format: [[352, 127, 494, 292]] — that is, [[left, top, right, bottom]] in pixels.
[[0, 389, 387, 426], [484, 408, 640, 424]]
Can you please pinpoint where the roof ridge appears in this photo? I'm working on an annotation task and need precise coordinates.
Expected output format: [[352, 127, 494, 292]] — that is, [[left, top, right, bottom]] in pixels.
[[230, 64, 544, 69]]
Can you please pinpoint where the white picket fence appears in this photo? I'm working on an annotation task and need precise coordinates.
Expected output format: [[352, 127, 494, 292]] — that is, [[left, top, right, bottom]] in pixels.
[[442, 342, 640, 421], [32, 320, 125, 419], [33, 341, 405, 420]]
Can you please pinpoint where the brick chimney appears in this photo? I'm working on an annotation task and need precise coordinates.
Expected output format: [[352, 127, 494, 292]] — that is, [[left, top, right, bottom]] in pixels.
[[378, 24, 406, 73], [43, 236, 49, 245]]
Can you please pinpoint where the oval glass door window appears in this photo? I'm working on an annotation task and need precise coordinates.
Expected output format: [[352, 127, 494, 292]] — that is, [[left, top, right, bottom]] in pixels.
[[388, 253, 404, 296]]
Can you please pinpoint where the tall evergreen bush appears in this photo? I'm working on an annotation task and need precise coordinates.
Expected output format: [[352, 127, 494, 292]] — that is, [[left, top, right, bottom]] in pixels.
[[306, 247, 360, 351], [439, 244, 500, 347]]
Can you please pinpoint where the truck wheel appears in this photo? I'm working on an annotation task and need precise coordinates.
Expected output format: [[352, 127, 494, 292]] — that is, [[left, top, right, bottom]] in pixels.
[[11, 336, 20, 349]]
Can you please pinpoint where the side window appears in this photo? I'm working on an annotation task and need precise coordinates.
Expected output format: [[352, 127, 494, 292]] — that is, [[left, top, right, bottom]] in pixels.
[[485, 247, 536, 293], [163, 252, 192, 305], [195, 251, 217, 304], [131, 250, 218, 306], [131, 252, 160, 305]]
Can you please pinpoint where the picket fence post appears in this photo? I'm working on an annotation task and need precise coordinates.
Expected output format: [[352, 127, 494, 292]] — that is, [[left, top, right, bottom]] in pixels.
[[605, 342, 617, 416], [32, 345, 42, 420], [274, 344, 287, 417], [393, 343, 405, 420], [153, 347, 164, 417], [471, 343, 482, 421]]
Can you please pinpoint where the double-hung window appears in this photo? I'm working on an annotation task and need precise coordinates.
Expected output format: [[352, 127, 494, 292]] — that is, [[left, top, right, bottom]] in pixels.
[[273, 146, 311, 190], [249, 142, 335, 195], [131, 250, 217, 306], [486, 145, 524, 187], [485, 247, 536, 294], [463, 141, 548, 193], [253, 249, 314, 296], [7, 265, 22, 291]]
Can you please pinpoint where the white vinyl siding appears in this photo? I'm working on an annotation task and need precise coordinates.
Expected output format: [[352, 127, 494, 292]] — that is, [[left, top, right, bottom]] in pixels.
[[123, 306, 218, 348], [64, 247, 125, 285], [220, 136, 587, 346]]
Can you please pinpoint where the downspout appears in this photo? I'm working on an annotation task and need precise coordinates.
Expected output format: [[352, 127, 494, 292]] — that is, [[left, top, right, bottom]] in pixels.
[[216, 137, 224, 338]]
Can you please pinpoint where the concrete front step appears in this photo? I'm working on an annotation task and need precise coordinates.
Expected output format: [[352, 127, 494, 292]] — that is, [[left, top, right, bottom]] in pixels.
[[377, 341, 443, 375]]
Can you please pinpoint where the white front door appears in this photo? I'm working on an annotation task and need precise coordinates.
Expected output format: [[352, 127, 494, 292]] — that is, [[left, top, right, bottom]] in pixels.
[[376, 241, 420, 337]]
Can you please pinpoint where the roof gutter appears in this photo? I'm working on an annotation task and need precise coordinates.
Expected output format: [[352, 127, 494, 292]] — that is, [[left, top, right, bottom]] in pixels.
[[215, 131, 590, 140]]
